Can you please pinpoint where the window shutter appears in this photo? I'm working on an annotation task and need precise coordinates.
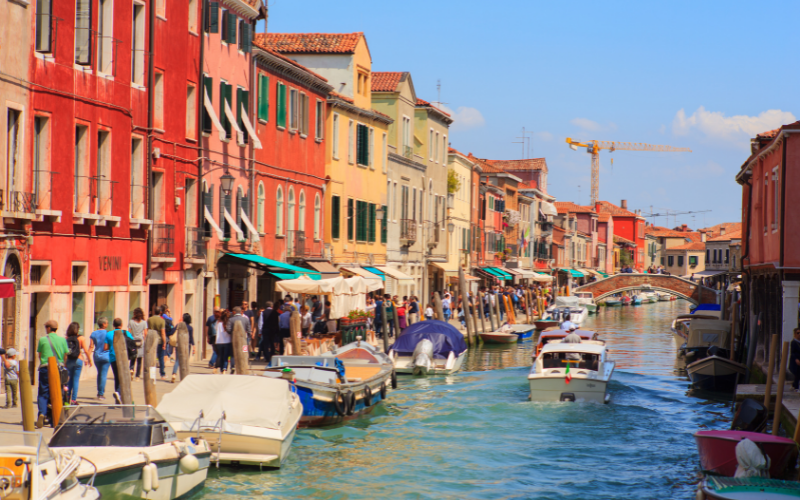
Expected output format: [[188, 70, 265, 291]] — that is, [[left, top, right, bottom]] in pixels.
[[368, 203, 376, 242], [74, 0, 92, 64], [207, 1, 219, 33], [202, 75, 213, 133], [277, 84, 286, 128], [347, 199, 354, 241], [381, 205, 387, 243], [226, 84, 233, 135], [257, 75, 269, 120], [228, 11, 237, 44], [219, 81, 227, 135], [238, 20, 245, 51], [241, 90, 249, 142], [220, 10, 228, 39], [331, 196, 340, 239]]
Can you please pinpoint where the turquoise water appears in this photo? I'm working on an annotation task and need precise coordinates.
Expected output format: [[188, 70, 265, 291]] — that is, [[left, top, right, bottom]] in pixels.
[[197, 301, 730, 499]]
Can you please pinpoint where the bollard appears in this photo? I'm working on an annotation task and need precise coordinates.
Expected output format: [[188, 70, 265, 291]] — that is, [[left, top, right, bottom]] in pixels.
[[232, 321, 250, 375], [176, 322, 191, 381], [113, 330, 133, 405], [47, 358, 62, 427], [290, 310, 302, 356], [458, 268, 474, 345], [470, 296, 480, 336], [763, 334, 780, 409], [143, 329, 159, 407], [434, 292, 444, 323], [382, 300, 389, 353], [18, 359, 34, 431], [477, 291, 487, 336]]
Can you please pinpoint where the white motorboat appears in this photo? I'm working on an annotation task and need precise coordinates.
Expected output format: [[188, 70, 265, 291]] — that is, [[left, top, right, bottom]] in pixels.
[[0, 430, 100, 500], [544, 296, 589, 327], [49, 405, 211, 499], [528, 339, 615, 403], [157, 374, 302, 466], [389, 320, 468, 375], [573, 292, 597, 314]]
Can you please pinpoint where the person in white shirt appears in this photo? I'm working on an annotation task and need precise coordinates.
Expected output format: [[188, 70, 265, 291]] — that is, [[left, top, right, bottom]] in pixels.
[[560, 313, 577, 331], [425, 305, 434, 321], [300, 306, 312, 336]]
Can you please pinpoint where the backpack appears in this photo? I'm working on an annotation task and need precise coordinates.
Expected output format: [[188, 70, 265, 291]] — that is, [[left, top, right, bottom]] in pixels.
[[114, 330, 139, 360], [66, 335, 81, 360], [163, 315, 175, 337]]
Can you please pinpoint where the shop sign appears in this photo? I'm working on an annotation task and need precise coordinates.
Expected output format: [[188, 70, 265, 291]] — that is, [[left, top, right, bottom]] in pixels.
[[98, 256, 123, 271]]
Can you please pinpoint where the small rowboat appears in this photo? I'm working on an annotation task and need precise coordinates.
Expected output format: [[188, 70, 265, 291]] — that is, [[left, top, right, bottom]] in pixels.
[[694, 430, 797, 478], [508, 324, 536, 339], [534, 319, 559, 330], [605, 299, 622, 307], [479, 331, 519, 344]]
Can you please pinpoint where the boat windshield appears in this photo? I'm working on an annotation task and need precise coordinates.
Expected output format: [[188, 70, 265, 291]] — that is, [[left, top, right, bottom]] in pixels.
[[0, 430, 54, 464], [50, 406, 174, 448], [542, 352, 599, 371]]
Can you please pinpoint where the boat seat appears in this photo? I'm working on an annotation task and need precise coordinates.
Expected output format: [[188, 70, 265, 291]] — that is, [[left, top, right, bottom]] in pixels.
[[343, 366, 382, 381]]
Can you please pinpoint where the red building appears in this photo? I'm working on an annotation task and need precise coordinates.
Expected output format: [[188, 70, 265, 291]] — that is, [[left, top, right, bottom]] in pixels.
[[596, 200, 645, 270], [10, 0, 153, 362], [249, 40, 332, 302], [736, 121, 800, 365]]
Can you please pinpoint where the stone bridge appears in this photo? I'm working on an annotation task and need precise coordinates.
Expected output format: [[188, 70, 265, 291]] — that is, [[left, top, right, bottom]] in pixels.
[[574, 273, 717, 304]]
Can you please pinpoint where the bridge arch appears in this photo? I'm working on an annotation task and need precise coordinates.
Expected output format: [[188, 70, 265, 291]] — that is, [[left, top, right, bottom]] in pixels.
[[573, 273, 717, 305]]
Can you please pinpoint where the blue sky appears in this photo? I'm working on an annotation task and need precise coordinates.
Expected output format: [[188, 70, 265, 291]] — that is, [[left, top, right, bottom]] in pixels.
[[263, 0, 799, 228]]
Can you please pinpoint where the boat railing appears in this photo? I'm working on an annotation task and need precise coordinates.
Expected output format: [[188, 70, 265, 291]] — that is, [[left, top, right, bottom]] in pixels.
[[215, 412, 226, 469], [188, 410, 204, 440], [81, 456, 98, 490]]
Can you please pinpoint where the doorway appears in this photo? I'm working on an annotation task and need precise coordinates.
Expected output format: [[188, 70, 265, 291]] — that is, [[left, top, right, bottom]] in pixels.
[[149, 284, 171, 314]]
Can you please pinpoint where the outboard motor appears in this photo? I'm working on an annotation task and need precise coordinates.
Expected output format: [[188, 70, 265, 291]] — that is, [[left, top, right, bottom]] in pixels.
[[411, 339, 434, 376]]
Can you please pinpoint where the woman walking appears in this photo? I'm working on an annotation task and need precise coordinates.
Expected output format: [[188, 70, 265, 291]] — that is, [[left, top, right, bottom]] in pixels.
[[65, 322, 92, 405], [397, 297, 408, 331], [128, 308, 147, 381], [90, 317, 111, 400], [214, 309, 232, 374]]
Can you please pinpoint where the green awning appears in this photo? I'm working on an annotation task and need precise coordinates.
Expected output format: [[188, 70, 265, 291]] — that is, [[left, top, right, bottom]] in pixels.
[[597, 272, 609, 278], [567, 269, 584, 278], [362, 266, 385, 281], [224, 253, 322, 280], [483, 267, 512, 280]]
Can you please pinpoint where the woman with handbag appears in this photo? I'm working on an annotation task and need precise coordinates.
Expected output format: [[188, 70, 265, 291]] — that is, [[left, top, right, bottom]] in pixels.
[[128, 307, 147, 381]]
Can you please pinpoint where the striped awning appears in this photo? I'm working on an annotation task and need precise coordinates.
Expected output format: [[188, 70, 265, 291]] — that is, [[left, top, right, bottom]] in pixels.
[[482, 267, 513, 280]]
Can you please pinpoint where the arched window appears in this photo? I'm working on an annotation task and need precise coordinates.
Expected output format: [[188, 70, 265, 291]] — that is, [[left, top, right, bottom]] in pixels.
[[428, 179, 433, 222], [257, 182, 265, 233], [276, 186, 284, 235], [298, 190, 306, 231], [314, 194, 321, 239], [288, 187, 295, 233]]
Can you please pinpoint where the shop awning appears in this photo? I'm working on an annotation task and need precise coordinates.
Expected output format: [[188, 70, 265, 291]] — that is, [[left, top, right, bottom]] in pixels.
[[582, 268, 603, 277], [223, 207, 245, 241], [340, 267, 383, 288], [239, 208, 260, 242], [559, 268, 584, 278], [465, 273, 481, 281], [499, 266, 522, 276], [0, 276, 15, 298], [431, 262, 458, 276], [513, 269, 537, 279], [362, 266, 386, 281], [304, 261, 341, 279], [692, 270, 727, 277], [540, 201, 558, 217], [373, 266, 416, 285], [533, 272, 554, 282], [224, 253, 322, 280], [482, 267, 512, 280], [597, 271, 610, 278]]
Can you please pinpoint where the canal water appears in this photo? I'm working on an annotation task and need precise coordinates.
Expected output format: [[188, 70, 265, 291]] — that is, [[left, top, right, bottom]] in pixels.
[[197, 300, 730, 500]]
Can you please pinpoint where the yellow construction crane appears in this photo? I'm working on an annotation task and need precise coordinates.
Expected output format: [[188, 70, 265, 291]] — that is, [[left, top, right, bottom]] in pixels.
[[565, 138, 691, 206]]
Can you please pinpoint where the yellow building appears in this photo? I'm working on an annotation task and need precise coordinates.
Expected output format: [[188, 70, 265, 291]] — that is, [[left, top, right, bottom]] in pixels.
[[446, 149, 476, 284], [259, 33, 391, 272]]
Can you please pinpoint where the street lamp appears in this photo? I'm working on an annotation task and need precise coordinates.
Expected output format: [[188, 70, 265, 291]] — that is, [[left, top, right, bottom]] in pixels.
[[375, 206, 385, 221], [220, 172, 235, 195], [447, 222, 455, 234]]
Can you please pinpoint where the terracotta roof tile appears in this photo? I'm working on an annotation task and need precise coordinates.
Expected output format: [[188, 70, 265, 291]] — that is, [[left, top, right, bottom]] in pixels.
[[613, 235, 636, 246], [598, 213, 611, 222], [484, 158, 547, 172], [667, 242, 706, 251], [416, 98, 451, 117], [371, 72, 404, 92], [708, 228, 743, 241], [596, 200, 639, 218], [254, 32, 363, 54], [554, 202, 596, 214], [251, 39, 329, 82], [697, 222, 742, 239], [328, 90, 354, 104]]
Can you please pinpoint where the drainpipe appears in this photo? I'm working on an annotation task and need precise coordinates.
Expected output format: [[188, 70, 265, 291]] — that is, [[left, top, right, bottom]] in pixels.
[[145, 0, 156, 282], [249, 20, 256, 249], [196, 0, 206, 255]]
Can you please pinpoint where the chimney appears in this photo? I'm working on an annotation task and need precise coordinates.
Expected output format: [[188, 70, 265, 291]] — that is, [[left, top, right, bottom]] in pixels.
[[681, 224, 688, 232], [720, 226, 726, 236], [700, 230, 706, 243], [620, 200, 627, 210]]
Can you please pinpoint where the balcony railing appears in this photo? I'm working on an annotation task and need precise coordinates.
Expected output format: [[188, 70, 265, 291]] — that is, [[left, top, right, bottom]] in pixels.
[[186, 227, 206, 259], [400, 219, 417, 243], [287, 230, 323, 259], [153, 223, 174, 257], [6, 191, 37, 213], [424, 221, 441, 248]]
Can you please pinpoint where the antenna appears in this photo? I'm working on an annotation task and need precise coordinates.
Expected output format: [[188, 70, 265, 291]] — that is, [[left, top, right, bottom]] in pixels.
[[434, 79, 448, 109]]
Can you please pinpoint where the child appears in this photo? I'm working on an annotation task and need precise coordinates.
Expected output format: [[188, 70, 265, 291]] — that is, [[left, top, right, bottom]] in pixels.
[[424, 304, 434, 321], [457, 307, 466, 328], [3, 348, 18, 408], [300, 305, 312, 337]]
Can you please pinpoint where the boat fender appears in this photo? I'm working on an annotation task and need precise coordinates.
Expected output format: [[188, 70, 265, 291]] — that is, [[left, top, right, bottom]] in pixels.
[[695, 487, 704, 500], [391, 370, 398, 389], [149, 463, 160, 490], [346, 390, 356, 415], [179, 454, 200, 474], [380, 382, 387, 400], [333, 390, 349, 416], [363, 385, 373, 407], [142, 463, 153, 492]]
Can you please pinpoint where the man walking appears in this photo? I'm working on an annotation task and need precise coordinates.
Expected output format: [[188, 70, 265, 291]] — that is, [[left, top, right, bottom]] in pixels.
[[311, 296, 323, 322], [147, 306, 167, 380], [259, 302, 276, 362], [36, 320, 67, 428], [278, 305, 291, 354]]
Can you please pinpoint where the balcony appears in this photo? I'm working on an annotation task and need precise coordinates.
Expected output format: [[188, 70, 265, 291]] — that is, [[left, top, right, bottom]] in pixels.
[[1, 190, 38, 225], [152, 223, 175, 264], [424, 221, 441, 249], [287, 230, 323, 260], [73, 176, 120, 226], [400, 219, 417, 244], [402, 145, 413, 159], [185, 227, 206, 264]]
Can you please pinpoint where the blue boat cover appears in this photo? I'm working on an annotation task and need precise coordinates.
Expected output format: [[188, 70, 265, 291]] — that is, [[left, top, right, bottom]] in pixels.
[[390, 320, 468, 359], [692, 304, 722, 313]]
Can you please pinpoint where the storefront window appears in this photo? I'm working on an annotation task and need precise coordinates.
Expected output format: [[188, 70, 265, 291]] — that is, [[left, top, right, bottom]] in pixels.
[[129, 291, 141, 320], [72, 292, 86, 335], [94, 292, 115, 330]]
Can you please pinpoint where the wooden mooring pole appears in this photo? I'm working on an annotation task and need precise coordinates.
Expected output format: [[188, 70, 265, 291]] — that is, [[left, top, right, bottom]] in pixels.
[[143, 330, 159, 407], [113, 330, 133, 405], [772, 341, 790, 436], [763, 334, 780, 409], [176, 322, 191, 381], [18, 359, 34, 431]]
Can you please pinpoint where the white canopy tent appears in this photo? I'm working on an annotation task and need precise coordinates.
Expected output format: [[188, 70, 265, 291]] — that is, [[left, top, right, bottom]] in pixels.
[[275, 275, 381, 319]]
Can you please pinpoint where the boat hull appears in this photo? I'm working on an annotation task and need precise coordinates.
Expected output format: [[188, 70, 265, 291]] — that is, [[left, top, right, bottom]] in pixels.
[[293, 370, 392, 427], [701, 476, 800, 500], [177, 426, 297, 468], [479, 332, 519, 344], [694, 430, 797, 478], [394, 350, 466, 375], [605, 300, 622, 307], [687, 356, 747, 392], [534, 320, 559, 330], [508, 325, 536, 339], [528, 376, 610, 403]]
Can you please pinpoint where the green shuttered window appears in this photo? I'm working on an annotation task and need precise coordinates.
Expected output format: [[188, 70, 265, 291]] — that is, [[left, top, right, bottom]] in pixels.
[[219, 81, 232, 137], [347, 198, 354, 241], [368, 203, 376, 243], [356, 200, 368, 242], [381, 204, 387, 243], [276, 83, 287, 128], [206, 1, 219, 33], [331, 196, 341, 239], [356, 124, 369, 166], [238, 20, 251, 53], [236, 88, 249, 144], [202, 75, 213, 134], [257, 74, 269, 121]]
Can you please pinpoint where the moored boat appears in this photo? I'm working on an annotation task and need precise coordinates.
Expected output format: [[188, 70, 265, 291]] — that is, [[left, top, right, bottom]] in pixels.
[[508, 324, 536, 339], [544, 296, 589, 326], [534, 319, 560, 330], [0, 430, 100, 500], [671, 313, 720, 344], [528, 339, 615, 403], [682, 319, 733, 361], [573, 292, 597, 314], [49, 405, 211, 499], [658, 293, 671, 301], [604, 298, 622, 307], [479, 330, 520, 344], [157, 374, 302, 467], [631, 295, 643, 305], [534, 329, 600, 357], [389, 320, 468, 375], [700, 476, 800, 500], [267, 340, 394, 426], [687, 354, 748, 392], [694, 430, 797, 478]]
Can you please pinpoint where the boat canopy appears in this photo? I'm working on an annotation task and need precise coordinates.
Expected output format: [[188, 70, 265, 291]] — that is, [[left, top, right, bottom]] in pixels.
[[687, 319, 732, 348], [391, 320, 468, 359], [157, 374, 296, 431], [554, 296, 580, 308], [693, 303, 722, 313]]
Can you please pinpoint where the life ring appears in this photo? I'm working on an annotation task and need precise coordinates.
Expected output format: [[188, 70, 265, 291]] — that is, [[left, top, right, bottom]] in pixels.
[[391, 370, 398, 389], [380, 382, 387, 399], [363, 385, 373, 407], [333, 390, 349, 416], [346, 391, 356, 415]]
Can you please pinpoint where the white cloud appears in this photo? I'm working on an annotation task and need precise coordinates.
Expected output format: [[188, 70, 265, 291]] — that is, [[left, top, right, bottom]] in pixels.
[[440, 104, 486, 131], [672, 106, 796, 142], [570, 118, 617, 133]]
